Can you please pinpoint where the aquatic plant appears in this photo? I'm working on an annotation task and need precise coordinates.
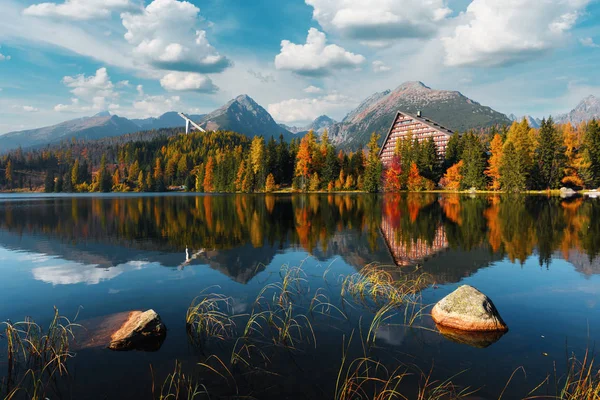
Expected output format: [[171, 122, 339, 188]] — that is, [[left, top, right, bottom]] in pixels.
[[185, 291, 236, 343], [151, 361, 207, 400], [1, 307, 80, 399]]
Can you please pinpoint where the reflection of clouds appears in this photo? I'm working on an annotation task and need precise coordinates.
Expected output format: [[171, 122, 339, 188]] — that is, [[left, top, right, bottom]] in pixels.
[[32, 260, 151, 285], [375, 325, 407, 347]]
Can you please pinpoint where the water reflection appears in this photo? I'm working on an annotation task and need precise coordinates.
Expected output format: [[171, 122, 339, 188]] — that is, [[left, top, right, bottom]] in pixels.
[[0, 194, 598, 286]]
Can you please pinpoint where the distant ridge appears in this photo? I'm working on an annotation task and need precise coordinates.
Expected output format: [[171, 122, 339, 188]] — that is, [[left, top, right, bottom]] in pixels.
[[198, 94, 296, 141], [556, 95, 600, 124], [327, 81, 511, 150]]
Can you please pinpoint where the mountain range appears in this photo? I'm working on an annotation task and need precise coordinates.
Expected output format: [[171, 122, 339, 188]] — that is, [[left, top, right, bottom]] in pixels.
[[2, 81, 600, 153], [280, 115, 337, 135], [326, 81, 512, 149], [556, 95, 600, 125]]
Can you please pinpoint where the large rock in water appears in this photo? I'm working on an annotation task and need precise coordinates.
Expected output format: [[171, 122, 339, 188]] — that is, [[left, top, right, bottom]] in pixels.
[[108, 310, 167, 351], [431, 285, 508, 332]]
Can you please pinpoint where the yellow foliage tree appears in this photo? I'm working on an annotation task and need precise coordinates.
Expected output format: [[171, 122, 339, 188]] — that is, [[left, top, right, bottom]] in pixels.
[[485, 134, 503, 190]]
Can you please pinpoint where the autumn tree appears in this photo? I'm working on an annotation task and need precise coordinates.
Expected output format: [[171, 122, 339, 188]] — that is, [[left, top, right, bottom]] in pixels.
[[265, 173, 276, 192], [485, 134, 504, 190], [440, 161, 463, 190], [407, 162, 424, 191], [295, 132, 315, 191], [309, 172, 321, 191], [562, 124, 587, 188], [363, 132, 383, 193], [383, 155, 402, 192], [250, 136, 266, 190], [204, 156, 215, 193]]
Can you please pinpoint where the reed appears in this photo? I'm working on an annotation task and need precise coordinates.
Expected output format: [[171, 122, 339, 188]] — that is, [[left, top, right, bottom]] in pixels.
[[556, 349, 600, 400], [1, 307, 80, 399], [152, 361, 207, 400], [185, 292, 236, 343]]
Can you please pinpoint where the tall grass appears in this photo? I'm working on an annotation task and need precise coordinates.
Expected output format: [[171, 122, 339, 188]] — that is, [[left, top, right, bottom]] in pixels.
[[1, 307, 80, 399], [151, 361, 208, 400], [185, 291, 236, 344]]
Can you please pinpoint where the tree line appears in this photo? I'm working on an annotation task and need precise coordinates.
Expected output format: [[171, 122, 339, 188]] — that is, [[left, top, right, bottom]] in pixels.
[[0, 117, 599, 193]]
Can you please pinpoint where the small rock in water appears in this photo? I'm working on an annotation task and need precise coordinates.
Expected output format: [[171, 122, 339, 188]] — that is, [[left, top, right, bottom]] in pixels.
[[431, 285, 508, 332], [108, 309, 167, 351]]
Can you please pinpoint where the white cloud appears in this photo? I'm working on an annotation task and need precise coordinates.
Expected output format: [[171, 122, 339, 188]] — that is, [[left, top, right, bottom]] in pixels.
[[160, 71, 218, 92], [372, 60, 391, 73], [55, 67, 119, 112], [305, 0, 451, 44], [116, 80, 131, 88], [32, 260, 148, 285], [442, 0, 591, 67], [130, 94, 182, 118], [275, 28, 365, 76], [304, 85, 323, 94], [580, 37, 600, 48], [23, 105, 39, 112], [24, 0, 132, 20], [136, 84, 144, 96], [121, 0, 231, 73], [268, 93, 355, 123]]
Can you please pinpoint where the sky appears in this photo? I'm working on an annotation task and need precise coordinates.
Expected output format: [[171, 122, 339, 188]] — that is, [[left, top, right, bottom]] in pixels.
[[1, 0, 600, 134]]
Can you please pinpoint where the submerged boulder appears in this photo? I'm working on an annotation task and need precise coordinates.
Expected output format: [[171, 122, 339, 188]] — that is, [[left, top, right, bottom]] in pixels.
[[435, 324, 506, 348], [431, 285, 508, 332], [108, 310, 167, 351]]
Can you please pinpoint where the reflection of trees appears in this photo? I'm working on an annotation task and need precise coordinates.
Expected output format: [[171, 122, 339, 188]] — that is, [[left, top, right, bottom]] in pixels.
[[381, 193, 600, 271], [1, 193, 599, 279], [0, 194, 380, 256]]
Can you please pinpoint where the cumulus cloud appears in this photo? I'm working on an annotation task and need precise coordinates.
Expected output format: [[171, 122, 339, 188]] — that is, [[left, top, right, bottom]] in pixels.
[[442, 0, 591, 67], [372, 60, 391, 73], [160, 71, 218, 92], [32, 260, 148, 285], [305, 0, 451, 44], [55, 67, 119, 112], [23, 105, 39, 112], [24, 0, 132, 20], [121, 0, 232, 73], [131, 94, 182, 118], [268, 93, 354, 123], [275, 28, 365, 76], [304, 85, 323, 94], [580, 37, 600, 48]]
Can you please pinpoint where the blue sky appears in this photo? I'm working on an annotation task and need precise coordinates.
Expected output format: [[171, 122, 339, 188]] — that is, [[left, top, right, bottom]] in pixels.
[[1, 0, 600, 134]]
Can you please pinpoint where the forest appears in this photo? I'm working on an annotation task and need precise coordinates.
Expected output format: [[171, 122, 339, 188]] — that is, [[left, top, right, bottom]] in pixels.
[[0, 117, 599, 193]]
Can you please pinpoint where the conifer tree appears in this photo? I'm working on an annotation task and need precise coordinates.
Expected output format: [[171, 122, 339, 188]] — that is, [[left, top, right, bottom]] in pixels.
[[533, 117, 563, 189], [583, 119, 600, 187], [460, 132, 487, 189], [500, 142, 525, 192]]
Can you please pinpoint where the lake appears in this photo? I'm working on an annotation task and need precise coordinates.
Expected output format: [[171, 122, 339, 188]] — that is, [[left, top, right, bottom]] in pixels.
[[0, 193, 599, 399]]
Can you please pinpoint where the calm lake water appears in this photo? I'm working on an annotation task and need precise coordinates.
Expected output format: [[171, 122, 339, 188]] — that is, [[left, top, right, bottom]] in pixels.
[[0, 193, 599, 399]]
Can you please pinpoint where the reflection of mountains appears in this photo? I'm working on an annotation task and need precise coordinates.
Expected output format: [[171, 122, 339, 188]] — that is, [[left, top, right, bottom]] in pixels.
[[2, 193, 597, 287]]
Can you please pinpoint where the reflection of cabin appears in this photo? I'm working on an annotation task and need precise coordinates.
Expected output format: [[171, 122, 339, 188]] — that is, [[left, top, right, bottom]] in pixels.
[[379, 111, 453, 166], [380, 217, 449, 267]]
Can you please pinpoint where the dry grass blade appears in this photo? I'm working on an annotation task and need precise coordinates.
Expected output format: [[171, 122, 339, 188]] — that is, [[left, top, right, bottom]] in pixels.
[[186, 292, 236, 343]]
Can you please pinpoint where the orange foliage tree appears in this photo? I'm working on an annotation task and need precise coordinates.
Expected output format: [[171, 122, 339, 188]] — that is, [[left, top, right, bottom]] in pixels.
[[383, 155, 402, 192], [439, 161, 463, 190], [485, 134, 503, 190]]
